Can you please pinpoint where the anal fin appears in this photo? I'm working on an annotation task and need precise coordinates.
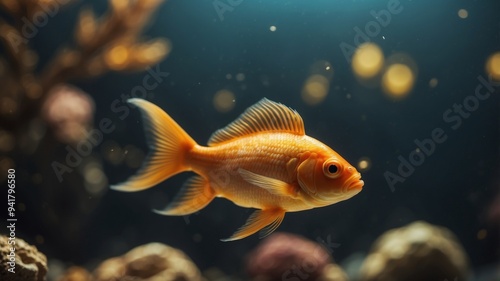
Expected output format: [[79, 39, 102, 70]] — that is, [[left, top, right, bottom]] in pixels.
[[221, 208, 285, 242], [154, 175, 215, 216]]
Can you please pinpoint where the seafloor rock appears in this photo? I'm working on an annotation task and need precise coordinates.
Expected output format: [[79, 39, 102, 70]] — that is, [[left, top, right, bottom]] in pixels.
[[0, 235, 47, 281], [359, 221, 469, 281], [93, 242, 204, 281], [246, 232, 343, 281]]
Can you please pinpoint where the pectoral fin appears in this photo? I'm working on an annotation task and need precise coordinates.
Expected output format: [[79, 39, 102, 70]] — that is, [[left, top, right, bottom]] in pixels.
[[221, 208, 285, 241], [153, 175, 215, 216], [238, 168, 298, 198]]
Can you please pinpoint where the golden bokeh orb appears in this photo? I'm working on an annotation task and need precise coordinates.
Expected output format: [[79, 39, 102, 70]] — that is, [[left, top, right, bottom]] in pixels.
[[357, 157, 371, 172], [458, 9, 468, 19], [301, 74, 329, 105], [352, 43, 384, 79], [213, 90, 235, 113], [486, 52, 500, 82], [429, 78, 438, 88], [105, 45, 129, 70], [382, 63, 415, 99]]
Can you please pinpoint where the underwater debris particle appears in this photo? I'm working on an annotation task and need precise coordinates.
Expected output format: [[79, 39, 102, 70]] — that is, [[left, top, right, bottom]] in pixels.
[[486, 52, 500, 81], [458, 9, 468, 19], [105, 45, 130, 70], [310, 60, 334, 80], [225, 73, 232, 79], [476, 229, 487, 240], [429, 78, 439, 88], [301, 74, 329, 105], [352, 43, 384, 79], [213, 89, 235, 112], [269, 25, 277, 32], [382, 63, 414, 98]]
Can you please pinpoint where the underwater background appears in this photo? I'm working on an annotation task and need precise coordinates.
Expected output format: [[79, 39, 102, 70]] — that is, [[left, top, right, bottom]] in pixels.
[[0, 0, 499, 280]]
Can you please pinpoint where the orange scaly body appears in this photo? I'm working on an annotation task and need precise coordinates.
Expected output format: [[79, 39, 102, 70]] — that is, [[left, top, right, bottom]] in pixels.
[[112, 98, 364, 241]]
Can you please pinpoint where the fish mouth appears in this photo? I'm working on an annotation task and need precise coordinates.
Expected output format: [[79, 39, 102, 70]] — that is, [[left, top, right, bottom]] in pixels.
[[345, 174, 364, 192]]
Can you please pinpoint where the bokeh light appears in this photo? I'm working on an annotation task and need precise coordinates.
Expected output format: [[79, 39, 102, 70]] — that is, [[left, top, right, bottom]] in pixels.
[[101, 140, 124, 165], [0, 97, 18, 116], [213, 90, 235, 113], [357, 157, 371, 172], [124, 145, 145, 169], [485, 52, 500, 82], [0, 157, 14, 182], [429, 78, 438, 88], [301, 74, 329, 105], [83, 160, 108, 195], [235, 73, 245, 82], [477, 229, 487, 240], [382, 63, 415, 99], [105, 44, 129, 70], [0, 130, 14, 152], [269, 26, 277, 32], [136, 39, 171, 65], [352, 43, 384, 79], [458, 9, 468, 19]]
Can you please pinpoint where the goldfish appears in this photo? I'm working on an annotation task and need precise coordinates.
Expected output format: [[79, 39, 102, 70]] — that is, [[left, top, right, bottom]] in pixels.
[[111, 98, 364, 241]]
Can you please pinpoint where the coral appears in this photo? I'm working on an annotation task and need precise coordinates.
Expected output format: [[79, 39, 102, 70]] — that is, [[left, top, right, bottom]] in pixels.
[[92, 242, 205, 281], [0, 0, 170, 257], [41, 84, 95, 144], [0, 0, 170, 144], [0, 235, 47, 281], [245, 232, 339, 281], [359, 221, 469, 281]]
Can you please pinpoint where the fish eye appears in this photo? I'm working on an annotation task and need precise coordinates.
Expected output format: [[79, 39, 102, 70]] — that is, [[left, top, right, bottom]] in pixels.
[[323, 159, 343, 179]]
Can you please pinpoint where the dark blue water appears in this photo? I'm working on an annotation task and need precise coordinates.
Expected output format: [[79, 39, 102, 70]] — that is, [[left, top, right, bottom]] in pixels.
[[1, 0, 499, 279]]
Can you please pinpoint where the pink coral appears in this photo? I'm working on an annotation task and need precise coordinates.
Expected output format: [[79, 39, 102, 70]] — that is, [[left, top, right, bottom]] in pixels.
[[246, 232, 333, 281], [41, 84, 94, 144]]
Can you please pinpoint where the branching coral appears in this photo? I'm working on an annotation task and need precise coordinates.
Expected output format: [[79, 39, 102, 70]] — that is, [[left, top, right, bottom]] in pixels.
[[0, 0, 170, 146], [0, 0, 170, 258]]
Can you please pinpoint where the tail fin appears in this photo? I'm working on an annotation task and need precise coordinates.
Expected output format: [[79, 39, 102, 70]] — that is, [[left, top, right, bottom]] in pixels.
[[111, 98, 196, 192]]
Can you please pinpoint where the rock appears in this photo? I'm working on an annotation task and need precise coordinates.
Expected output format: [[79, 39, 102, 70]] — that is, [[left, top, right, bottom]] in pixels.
[[245, 232, 336, 281], [360, 221, 469, 281], [0, 235, 47, 281], [93, 242, 204, 281]]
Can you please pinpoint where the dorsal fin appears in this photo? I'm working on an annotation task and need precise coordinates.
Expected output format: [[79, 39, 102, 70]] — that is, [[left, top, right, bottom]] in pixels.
[[208, 98, 305, 146]]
